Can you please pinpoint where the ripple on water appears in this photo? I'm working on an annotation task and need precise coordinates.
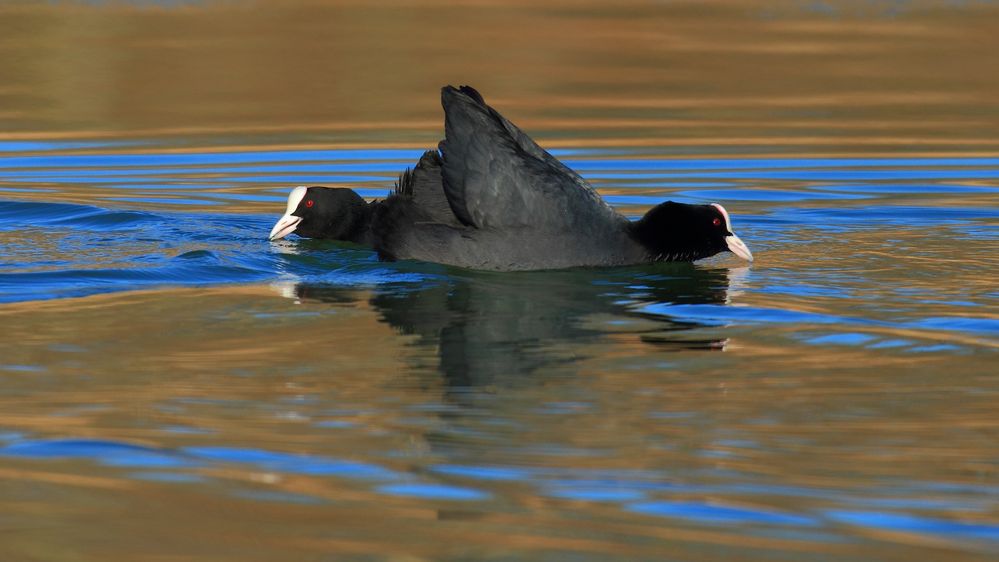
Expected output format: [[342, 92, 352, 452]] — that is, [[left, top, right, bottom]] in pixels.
[[627, 500, 819, 527], [180, 446, 401, 480], [0, 438, 198, 468], [0, 432, 498, 504], [825, 510, 999, 544], [1, 145, 997, 556], [0, 198, 445, 302], [376, 483, 492, 501], [642, 302, 996, 349], [0, 201, 156, 229]]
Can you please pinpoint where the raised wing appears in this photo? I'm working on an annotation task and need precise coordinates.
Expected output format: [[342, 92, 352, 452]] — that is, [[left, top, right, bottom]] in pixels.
[[438, 86, 621, 232]]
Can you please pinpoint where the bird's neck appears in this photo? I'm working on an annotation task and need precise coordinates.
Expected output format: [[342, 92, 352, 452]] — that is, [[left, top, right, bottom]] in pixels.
[[343, 201, 375, 245]]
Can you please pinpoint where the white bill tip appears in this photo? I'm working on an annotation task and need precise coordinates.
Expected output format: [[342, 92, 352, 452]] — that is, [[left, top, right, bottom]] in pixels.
[[269, 214, 302, 240], [269, 186, 308, 240], [725, 234, 754, 262]]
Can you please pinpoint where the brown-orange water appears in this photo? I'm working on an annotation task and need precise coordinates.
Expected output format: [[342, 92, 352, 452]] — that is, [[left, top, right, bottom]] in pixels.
[[0, 1, 997, 560]]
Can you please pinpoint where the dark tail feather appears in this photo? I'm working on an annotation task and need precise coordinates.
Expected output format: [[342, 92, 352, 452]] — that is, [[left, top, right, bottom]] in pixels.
[[395, 150, 443, 197], [458, 85, 486, 106], [394, 168, 415, 196], [442, 85, 487, 109], [390, 149, 457, 227]]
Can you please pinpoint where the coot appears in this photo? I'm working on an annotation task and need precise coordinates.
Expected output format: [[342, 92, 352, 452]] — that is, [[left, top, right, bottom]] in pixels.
[[269, 86, 753, 270]]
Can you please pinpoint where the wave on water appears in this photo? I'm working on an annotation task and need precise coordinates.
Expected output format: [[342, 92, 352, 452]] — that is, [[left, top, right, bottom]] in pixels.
[[1, 148, 996, 353], [0, 199, 433, 303]]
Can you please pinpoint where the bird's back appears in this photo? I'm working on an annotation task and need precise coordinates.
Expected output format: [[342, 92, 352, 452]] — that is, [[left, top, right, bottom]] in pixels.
[[374, 86, 646, 270]]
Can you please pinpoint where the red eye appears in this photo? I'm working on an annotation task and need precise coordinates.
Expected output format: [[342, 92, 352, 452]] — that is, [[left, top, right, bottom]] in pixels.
[[712, 217, 722, 226], [306, 199, 314, 208]]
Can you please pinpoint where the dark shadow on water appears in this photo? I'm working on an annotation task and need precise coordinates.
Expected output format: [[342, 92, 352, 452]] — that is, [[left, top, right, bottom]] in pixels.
[[288, 264, 740, 388]]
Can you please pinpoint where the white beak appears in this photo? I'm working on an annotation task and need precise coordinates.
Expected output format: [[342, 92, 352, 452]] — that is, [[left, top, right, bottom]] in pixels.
[[269, 213, 302, 240], [725, 234, 754, 262], [269, 186, 309, 240]]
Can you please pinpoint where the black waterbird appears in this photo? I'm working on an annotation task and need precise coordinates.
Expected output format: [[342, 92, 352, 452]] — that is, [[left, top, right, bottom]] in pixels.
[[269, 86, 753, 270]]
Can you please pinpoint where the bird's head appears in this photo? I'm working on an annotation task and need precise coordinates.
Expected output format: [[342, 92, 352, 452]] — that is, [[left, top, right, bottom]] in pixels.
[[269, 186, 371, 241], [631, 201, 753, 262]]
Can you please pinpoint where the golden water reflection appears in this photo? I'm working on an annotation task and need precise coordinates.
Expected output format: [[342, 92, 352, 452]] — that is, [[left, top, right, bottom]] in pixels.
[[2, 283, 995, 560], [1, 0, 997, 157], [1, 1, 998, 560]]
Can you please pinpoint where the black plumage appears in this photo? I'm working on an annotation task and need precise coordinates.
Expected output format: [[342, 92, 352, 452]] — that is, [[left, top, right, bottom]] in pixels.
[[269, 85, 753, 270]]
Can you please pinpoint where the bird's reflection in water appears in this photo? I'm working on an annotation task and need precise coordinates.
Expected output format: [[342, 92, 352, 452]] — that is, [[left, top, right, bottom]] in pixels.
[[284, 264, 743, 388]]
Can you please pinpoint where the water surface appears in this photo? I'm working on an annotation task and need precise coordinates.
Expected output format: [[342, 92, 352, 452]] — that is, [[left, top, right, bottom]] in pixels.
[[1, 1, 997, 561]]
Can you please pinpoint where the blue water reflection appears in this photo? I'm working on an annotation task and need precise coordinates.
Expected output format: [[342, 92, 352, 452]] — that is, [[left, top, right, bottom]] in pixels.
[[826, 510, 999, 543], [1, 142, 997, 552], [376, 483, 491, 501], [628, 500, 818, 527], [1, 438, 198, 468], [182, 446, 401, 480]]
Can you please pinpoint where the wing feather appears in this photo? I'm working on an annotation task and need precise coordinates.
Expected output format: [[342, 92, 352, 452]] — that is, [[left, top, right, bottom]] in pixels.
[[438, 86, 621, 233]]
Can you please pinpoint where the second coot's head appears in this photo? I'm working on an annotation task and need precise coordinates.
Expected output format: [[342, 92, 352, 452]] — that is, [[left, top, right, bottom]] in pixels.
[[269, 186, 372, 242], [631, 201, 753, 262]]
